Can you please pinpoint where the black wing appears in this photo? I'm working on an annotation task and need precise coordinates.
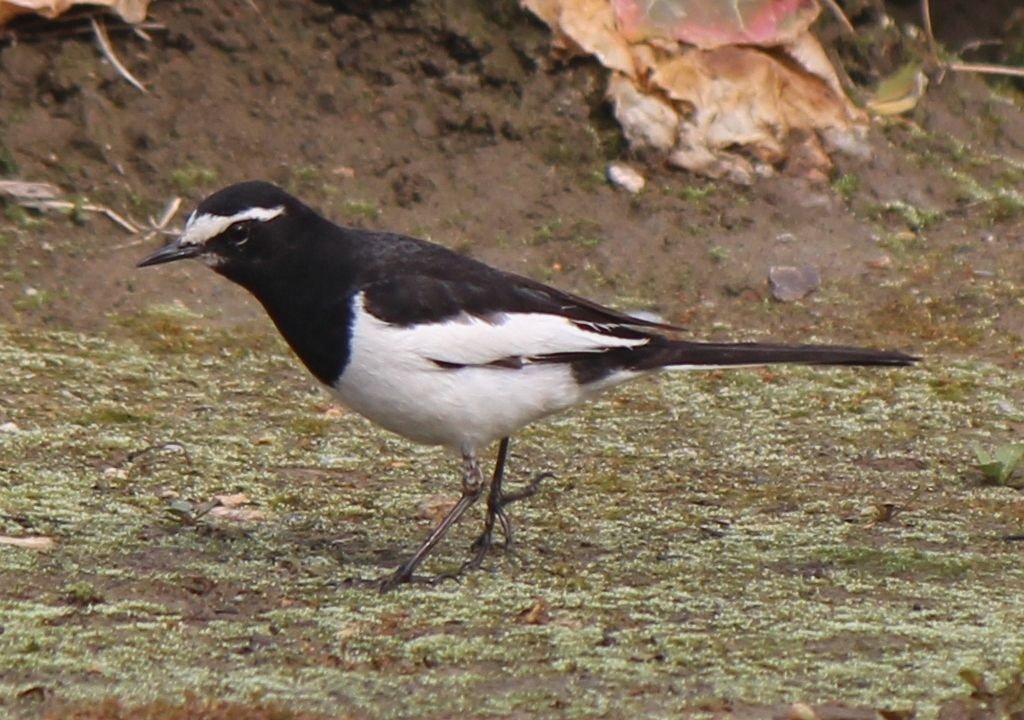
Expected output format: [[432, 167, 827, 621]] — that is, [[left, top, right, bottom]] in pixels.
[[350, 230, 681, 333]]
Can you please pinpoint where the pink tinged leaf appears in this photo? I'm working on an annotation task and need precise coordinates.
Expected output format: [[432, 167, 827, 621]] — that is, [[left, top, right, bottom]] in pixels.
[[612, 0, 820, 48]]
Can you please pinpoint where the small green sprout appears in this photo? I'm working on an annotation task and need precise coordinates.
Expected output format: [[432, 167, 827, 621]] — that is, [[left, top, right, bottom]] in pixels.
[[344, 200, 380, 221], [973, 443, 1024, 487]]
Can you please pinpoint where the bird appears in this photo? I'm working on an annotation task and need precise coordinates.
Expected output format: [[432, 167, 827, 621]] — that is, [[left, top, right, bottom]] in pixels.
[[138, 181, 917, 591]]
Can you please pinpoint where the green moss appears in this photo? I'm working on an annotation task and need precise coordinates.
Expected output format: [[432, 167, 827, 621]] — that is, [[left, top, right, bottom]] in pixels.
[[867, 200, 943, 231], [171, 165, 218, 194], [4, 204, 43, 229], [676, 184, 714, 202], [61, 581, 105, 607], [528, 218, 604, 249], [342, 200, 380, 221], [709, 245, 729, 263], [817, 545, 972, 581], [1, 323, 1023, 718], [13, 288, 54, 311], [832, 172, 859, 203], [75, 405, 152, 426], [0, 142, 18, 174]]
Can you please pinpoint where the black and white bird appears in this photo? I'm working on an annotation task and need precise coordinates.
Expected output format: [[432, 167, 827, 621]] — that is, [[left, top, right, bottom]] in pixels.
[[138, 181, 916, 591]]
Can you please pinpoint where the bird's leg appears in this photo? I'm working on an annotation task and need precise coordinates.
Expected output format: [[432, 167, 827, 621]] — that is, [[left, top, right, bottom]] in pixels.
[[462, 438, 510, 569], [463, 437, 552, 571], [377, 452, 484, 592]]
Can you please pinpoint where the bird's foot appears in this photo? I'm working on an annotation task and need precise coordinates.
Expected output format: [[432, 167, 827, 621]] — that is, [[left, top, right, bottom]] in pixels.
[[463, 471, 553, 572], [341, 470, 552, 591]]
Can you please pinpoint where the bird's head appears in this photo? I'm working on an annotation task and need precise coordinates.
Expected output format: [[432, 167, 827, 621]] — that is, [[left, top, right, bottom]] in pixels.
[[137, 181, 309, 281]]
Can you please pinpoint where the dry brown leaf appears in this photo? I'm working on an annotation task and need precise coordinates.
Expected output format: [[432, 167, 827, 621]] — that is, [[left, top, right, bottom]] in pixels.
[[613, 0, 819, 49], [214, 492, 250, 508], [520, 0, 560, 29], [525, 0, 867, 182], [208, 506, 265, 522], [784, 32, 849, 102], [0, 535, 55, 550], [649, 43, 865, 181], [557, 0, 635, 77], [416, 495, 458, 524], [526, 0, 635, 76], [607, 73, 678, 152], [0, 0, 148, 26], [515, 597, 551, 625]]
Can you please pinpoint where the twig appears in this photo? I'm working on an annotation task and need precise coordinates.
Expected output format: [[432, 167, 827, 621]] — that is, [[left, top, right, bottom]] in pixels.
[[152, 196, 182, 231], [90, 16, 147, 94], [958, 38, 1003, 55], [110, 196, 183, 249], [918, 1, 1023, 82], [920, 0, 938, 60], [946, 61, 1024, 78], [820, 0, 855, 36], [20, 199, 139, 233]]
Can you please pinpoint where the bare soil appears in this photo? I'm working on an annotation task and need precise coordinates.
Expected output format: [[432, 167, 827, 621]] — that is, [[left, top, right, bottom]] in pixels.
[[0, 1, 1023, 718]]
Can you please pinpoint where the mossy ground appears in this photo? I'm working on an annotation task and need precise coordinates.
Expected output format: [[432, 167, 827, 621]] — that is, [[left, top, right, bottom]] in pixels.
[[1, 314, 1022, 719], [1, 3, 1024, 717]]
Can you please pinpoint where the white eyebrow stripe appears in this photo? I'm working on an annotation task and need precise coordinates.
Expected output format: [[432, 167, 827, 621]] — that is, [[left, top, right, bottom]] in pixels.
[[179, 205, 286, 246]]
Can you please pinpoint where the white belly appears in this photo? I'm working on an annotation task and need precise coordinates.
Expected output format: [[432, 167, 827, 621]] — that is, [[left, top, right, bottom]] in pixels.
[[332, 292, 648, 451], [333, 354, 601, 451]]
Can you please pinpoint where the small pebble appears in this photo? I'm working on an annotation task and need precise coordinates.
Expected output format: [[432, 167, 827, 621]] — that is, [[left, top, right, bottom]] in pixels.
[[606, 163, 645, 194], [787, 702, 818, 720], [0, 422, 20, 433], [768, 265, 820, 302]]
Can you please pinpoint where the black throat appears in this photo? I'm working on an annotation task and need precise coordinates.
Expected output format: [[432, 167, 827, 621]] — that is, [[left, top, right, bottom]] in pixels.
[[255, 285, 356, 387], [216, 223, 359, 387]]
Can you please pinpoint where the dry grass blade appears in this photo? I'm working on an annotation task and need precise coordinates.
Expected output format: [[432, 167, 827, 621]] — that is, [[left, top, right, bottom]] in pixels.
[[20, 199, 139, 233], [820, 0, 855, 36], [110, 196, 183, 249], [947, 61, 1024, 78], [0, 179, 61, 201], [916, 0, 1023, 85], [90, 16, 147, 93], [152, 196, 182, 230], [0, 535, 55, 550], [1, 179, 140, 232], [920, 0, 938, 59]]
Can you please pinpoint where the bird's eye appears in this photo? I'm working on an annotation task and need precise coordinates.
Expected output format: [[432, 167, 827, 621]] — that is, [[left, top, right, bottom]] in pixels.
[[226, 222, 249, 245]]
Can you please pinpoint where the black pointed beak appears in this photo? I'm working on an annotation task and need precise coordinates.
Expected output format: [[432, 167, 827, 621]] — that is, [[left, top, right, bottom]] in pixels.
[[136, 239, 202, 268]]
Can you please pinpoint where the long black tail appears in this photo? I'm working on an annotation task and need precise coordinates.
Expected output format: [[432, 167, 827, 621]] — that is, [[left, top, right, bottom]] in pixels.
[[643, 341, 918, 369]]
